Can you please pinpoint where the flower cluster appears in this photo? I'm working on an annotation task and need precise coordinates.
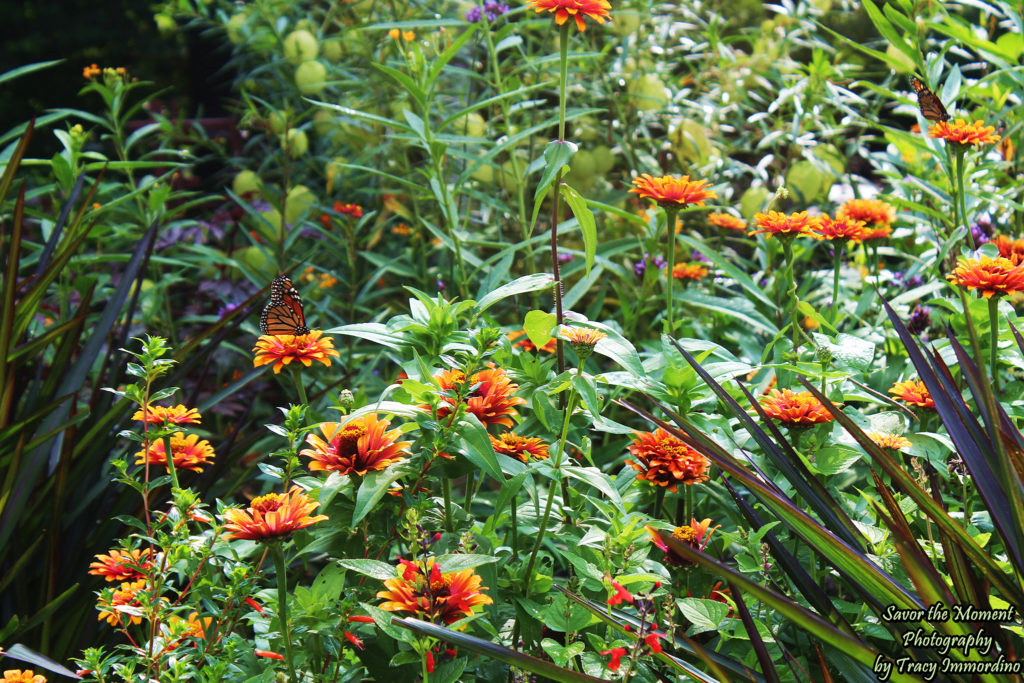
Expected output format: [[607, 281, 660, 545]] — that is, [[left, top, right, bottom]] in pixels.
[[634, 252, 667, 277], [465, 0, 510, 22], [96, 578, 148, 627], [627, 429, 711, 492], [377, 558, 493, 625]]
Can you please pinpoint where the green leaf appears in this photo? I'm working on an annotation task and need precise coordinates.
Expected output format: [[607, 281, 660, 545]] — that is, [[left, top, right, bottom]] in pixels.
[[524, 310, 556, 348], [353, 467, 408, 525], [433, 554, 502, 571], [562, 466, 622, 506], [677, 598, 732, 635], [474, 273, 555, 316], [560, 184, 597, 277], [458, 415, 504, 482], [585, 322, 643, 376], [529, 140, 576, 235], [812, 333, 876, 372], [337, 559, 396, 580]]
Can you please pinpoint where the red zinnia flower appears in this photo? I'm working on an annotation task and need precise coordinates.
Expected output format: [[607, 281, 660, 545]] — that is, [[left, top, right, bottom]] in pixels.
[[759, 389, 834, 426], [993, 234, 1024, 265], [88, 548, 153, 582], [300, 414, 411, 476], [889, 379, 935, 410], [430, 367, 526, 427], [750, 211, 815, 238], [627, 429, 711, 492], [708, 212, 746, 231], [490, 432, 550, 462], [837, 198, 895, 230], [947, 255, 1024, 299], [134, 432, 215, 472], [253, 331, 340, 374], [132, 404, 201, 425], [526, 0, 612, 32], [221, 486, 328, 541], [377, 558, 493, 625]]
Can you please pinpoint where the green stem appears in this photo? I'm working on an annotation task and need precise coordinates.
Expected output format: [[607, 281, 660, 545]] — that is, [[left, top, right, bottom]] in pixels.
[[988, 295, 1001, 393], [683, 483, 693, 528], [523, 390, 577, 591], [664, 207, 679, 336], [781, 238, 800, 353], [954, 147, 975, 252], [442, 477, 454, 533], [653, 487, 665, 520], [831, 242, 843, 327], [463, 472, 476, 517], [162, 434, 180, 491], [550, 22, 571, 378], [271, 543, 298, 682], [290, 365, 309, 408]]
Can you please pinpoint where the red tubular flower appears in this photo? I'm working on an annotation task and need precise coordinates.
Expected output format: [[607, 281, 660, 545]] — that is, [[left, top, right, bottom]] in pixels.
[[425, 651, 435, 674], [343, 631, 365, 650], [601, 647, 628, 672], [255, 649, 284, 660], [244, 597, 264, 614], [607, 579, 634, 606]]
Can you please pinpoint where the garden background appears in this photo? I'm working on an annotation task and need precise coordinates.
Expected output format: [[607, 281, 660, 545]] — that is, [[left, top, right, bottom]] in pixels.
[[2, 0, 1024, 681]]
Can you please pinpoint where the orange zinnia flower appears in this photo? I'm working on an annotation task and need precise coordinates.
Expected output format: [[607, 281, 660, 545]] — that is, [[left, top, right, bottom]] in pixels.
[[672, 262, 708, 281], [861, 224, 893, 241], [525, 0, 611, 32], [993, 234, 1024, 265], [300, 414, 411, 476], [627, 429, 710, 492], [928, 119, 1000, 146], [708, 212, 746, 231], [508, 330, 558, 353], [133, 404, 201, 425], [759, 389, 834, 425], [253, 331, 340, 374], [134, 432, 215, 472], [88, 548, 153, 582], [947, 255, 1024, 299], [2, 671, 47, 683], [750, 210, 815, 238], [377, 558, 493, 625], [866, 432, 912, 451], [646, 519, 719, 566], [559, 325, 606, 359], [221, 486, 328, 541], [837, 198, 895, 229], [431, 367, 526, 427], [812, 214, 869, 243], [889, 379, 935, 409], [629, 174, 716, 209], [96, 578, 148, 627], [490, 432, 550, 462]]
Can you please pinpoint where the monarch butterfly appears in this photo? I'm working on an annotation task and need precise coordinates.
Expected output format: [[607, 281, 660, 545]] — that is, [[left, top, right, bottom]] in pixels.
[[259, 274, 310, 336], [910, 77, 950, 123]]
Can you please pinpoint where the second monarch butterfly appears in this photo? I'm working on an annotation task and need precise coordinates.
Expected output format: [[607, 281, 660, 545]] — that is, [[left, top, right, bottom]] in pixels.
[[910, 77, 950, 123], [259, 274, 310, 336]]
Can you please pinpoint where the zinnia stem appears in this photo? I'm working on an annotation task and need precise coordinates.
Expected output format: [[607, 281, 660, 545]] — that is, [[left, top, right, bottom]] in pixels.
[[442, 477, 454, 533], [954, 147, 975, 252], [523, 389, 577, 591], [290, 364, 309, 408], [664, 207, 679, 336], [988, 295, 1000, 393], [782, 238, 800, 353], [162, 434, 180, 491], [549, 23, 571, 377], [831, 243, 843, 327], [271, 543, 299, 682]]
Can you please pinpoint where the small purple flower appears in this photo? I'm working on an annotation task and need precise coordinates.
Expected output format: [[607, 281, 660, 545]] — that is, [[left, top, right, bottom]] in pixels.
[[892, 272, 924, 290], [634, 252, 666, 277], [907, 305, 931, 336], [557, 251, 575, 263], [217, 302, 242, 320], [691, 250, 710, 264], [437, 279, 446, 291], [465, 5, 483, 22], [483, 0, 509, 20]]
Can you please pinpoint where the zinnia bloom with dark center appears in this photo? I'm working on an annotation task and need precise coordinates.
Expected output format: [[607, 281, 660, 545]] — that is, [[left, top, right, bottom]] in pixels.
[[221, 486, 328, 541], [132, 404, 201, 425], [88, 548, 153, 582], [928, 119, 1000, 146], [889, 379, 935, 409], [750, 210, 815, 238], [252, 331, 340, 374], [708, 212, 746, 231], [627, 429, 711, 492], [134, 432, 215, 472], [377, 558, 493, 625], [630, 174, 716, 209], [490, 432, 549, 462], [431, 367, 526, 427], [525, 0, 611, 32], [759, 389, 834, 425], [867, 432, 912, 451], [300, 415, 411, 475], [993, 234, 1024, 265], [947, 255, 1024, 299]]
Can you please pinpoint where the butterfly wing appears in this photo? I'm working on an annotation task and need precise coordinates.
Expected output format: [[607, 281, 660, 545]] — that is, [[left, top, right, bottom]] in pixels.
[[910, 77, 950, 123], [259, 274, 309, 335]]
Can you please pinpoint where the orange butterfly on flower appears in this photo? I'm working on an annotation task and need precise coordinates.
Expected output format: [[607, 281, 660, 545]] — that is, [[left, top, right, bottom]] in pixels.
[[260, 274, 309, 336], [910, 77, 950, 123]]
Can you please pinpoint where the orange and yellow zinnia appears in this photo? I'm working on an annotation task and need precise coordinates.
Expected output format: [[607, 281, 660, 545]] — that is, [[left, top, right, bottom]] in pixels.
[[377, 558, 493, 625], [627, 429, 711, 492], [252, 331, 340, 374], [759, 389, 834, 425], [947, 255, 1024, 299], [928, 119, 1000, 146], [630, 174, 716, 209], [525, 0, 611, 32], [221, 486, 328, 541], [300, 414, 411, 476]]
